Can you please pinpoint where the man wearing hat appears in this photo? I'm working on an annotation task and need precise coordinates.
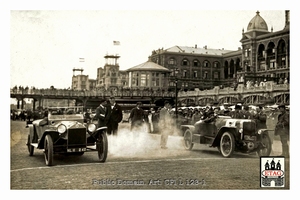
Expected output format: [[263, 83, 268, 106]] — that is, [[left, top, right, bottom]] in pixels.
[[275, 104, 290, 157], [159, 100, 172, 149], [106, 97, 123, 136], [253, 105, 267, 129], [230, 104, 244, 119], [128, 102, 145, 131], [94, 99, 108, 128]]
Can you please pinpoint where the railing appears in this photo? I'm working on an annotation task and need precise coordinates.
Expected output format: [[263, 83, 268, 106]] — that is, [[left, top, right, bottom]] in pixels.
[[10, 88, 176, 98], [178, 82, 289, 97]]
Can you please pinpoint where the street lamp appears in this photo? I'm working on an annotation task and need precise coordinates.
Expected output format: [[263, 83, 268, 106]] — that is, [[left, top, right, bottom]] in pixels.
[[174, 68, 179, 119]]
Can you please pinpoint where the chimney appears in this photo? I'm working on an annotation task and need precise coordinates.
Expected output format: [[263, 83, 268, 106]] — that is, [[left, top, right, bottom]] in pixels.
[[203, 45, 207, 49], [195, 44, 197, 48]]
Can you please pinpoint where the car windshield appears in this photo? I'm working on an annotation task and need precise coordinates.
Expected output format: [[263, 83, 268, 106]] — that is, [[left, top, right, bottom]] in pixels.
[[48, 107, 84, 120]]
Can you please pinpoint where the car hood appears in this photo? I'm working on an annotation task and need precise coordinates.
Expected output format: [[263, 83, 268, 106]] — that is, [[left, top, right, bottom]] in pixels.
[[53, 121, 86, 129]]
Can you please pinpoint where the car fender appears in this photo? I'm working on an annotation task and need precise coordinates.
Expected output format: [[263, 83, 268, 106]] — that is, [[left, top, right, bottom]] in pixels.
[[257, 129, 269, 135], [211, 127, 238, 147], [180, 125, 195, 136], [37, 130, 59, 149]]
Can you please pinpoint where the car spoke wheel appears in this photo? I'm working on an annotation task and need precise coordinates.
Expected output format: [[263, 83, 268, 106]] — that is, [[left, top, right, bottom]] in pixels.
[[97, 132, 108, 162], [27, 134, 34, 156], [257, 133, 272, 157], [44, 134, 53, 166], [220, 132, 235, 157], [183, 129, 194, 150]]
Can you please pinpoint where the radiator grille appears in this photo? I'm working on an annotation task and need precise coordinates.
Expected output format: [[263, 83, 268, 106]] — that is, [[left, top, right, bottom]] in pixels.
[[67, 128, 87, 147]]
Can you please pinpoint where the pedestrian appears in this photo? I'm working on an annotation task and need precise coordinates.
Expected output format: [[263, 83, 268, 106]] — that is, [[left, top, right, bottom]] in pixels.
[[147, 108, 156, 133], [94, 99, 108, 128], [106, 97, 123, 135], [274, 104, 289, 157], [242, 105, 253, 119], [191, 109, 201, 124], [128, 102, 145, 131], [159, 100, 172, 149], [253, 105, 267, 129], [230, 104, 244, 119]]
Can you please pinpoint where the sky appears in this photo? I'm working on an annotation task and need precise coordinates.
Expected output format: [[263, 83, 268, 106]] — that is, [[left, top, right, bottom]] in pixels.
[[7, 3, 289, 90]]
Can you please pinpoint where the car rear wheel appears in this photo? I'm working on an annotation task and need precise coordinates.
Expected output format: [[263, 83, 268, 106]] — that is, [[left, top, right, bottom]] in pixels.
[[27, 134, 34, 156], [97, 132, 108, 162], [220, 132, 235, 158], [44, 134, 53, 166], [257, 133, 272, 157], [183, 129, 194, 150]]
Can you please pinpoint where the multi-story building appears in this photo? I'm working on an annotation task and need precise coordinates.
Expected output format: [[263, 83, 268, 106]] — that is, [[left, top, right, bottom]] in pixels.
[[72, 10, 289, 93], [239, 11, 290, 84], [148, 10, 290, 91], [71, 68, 90, 91]]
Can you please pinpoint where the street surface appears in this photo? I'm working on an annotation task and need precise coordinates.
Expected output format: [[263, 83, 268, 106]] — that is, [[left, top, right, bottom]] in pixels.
[[10, 120, 289, 189]]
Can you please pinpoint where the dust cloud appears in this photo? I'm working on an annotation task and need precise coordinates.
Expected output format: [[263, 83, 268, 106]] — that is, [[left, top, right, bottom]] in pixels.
[[107, 122, 188, 159]]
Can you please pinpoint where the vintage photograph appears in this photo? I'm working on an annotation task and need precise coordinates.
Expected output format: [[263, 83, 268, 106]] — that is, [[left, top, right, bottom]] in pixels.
[[6, 1, 294, 196]]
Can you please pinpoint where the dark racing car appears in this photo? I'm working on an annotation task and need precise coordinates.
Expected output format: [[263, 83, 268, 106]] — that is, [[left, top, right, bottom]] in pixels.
[[181, 115, 272, 158], [26, 107, 108, 166]]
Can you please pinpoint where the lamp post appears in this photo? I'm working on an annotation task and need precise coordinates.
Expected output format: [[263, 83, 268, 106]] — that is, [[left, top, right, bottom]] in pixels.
[[174, 68, 179, 119]]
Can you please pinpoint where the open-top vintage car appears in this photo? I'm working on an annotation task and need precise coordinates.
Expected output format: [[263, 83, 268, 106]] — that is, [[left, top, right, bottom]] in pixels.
[[181, 115, 272, 157], [26, 107, 108, 166]]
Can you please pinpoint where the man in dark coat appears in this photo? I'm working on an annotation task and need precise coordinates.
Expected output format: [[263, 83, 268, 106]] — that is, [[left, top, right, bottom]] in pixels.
[[275, 104, 289, 157], [94, 99, 108, 128], [253, 105, 267, 129], [106, 97, 123, 135], [129, 102, 145, 131]]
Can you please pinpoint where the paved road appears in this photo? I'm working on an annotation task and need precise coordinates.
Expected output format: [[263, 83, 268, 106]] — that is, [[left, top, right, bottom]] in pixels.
[[10, 120, 289, 189]]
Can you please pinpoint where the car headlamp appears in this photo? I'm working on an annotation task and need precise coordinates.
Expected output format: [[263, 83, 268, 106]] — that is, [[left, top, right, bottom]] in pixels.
[[57, 124, 67, 134], [258, 129, 263, 135], [88, 123, 96, 132]]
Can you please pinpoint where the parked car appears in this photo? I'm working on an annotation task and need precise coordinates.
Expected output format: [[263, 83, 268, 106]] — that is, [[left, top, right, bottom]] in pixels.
[[26, 107, 108, 166], [180, 115, 272, 157]]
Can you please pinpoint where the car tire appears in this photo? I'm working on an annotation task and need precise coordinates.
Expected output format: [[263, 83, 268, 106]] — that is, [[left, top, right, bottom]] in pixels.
[[27, 134, 34, 156], [183, 129, 194, 150], [97, 132, 108, 162], [257, 133, 272, 157], [220, 131, 235, 158], [44, 134, 54, 166]]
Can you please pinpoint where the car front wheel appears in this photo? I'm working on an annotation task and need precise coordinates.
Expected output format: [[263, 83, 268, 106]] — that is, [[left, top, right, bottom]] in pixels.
[[183, 129, 194, 150], [97, 132, 108, 162], [257, 133, 272, 157], [220, 132, 235, 158], [44, 134, 53, 166]]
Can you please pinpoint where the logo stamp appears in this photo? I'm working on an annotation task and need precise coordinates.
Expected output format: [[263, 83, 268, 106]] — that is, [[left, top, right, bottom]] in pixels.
[[260, 156, 285, 187]]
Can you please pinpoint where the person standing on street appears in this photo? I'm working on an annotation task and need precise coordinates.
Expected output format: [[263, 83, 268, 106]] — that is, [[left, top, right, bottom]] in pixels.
[[94, 99, 108, 128], [275, 104, 290, 157], [253, 105, 267, 129], [128, 102, 145, 131], [159, 100, 172, 149], [106, 97, 123, 136]]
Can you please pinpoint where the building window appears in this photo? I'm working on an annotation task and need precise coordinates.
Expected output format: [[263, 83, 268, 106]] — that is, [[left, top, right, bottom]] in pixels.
[[203, 60, 210, 67], [193, 60, 199, 67], [140, 73, 146, 86], [183, 70, 187, 78], [168, 58, 176, 65], [203, 71, 208, 79], [193, 71, 197, 78], [214, 62, 220, 68], [214, 72, 219, 79], [182, 59, 189, 66]]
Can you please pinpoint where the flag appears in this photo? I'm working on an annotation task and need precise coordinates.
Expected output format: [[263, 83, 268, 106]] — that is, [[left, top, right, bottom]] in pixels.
[[79, 58, 85, 62], [113, 41, 120, 45]]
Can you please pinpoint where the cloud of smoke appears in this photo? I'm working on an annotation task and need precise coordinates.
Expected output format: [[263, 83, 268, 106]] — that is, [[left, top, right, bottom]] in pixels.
[[107, 122, 186, 159]]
